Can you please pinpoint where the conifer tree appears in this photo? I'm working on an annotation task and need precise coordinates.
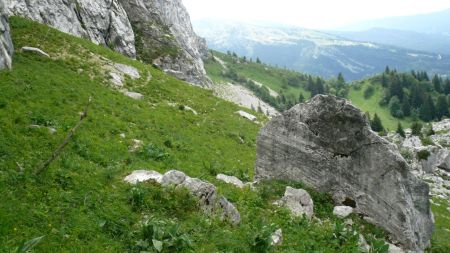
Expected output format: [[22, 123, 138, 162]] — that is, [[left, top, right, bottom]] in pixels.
[[371, 113, 384, 132], [396, 122, 406, 138], [432, 74, 442, 93], [436, 95, 449, 120], [419, 95, 436, 122], [298, 93, 305, 103], [411, 121, 423, 136]]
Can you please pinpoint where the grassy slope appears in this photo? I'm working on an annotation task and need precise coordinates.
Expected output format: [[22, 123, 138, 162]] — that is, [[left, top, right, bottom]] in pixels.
[[348, 82, 415, 130], [0, 17, 399, 253], [206, 51, 414, 130], [206, 51, 310, 99]]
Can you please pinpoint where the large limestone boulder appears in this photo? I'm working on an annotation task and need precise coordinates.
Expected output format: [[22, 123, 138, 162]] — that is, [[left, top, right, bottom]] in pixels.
[[0, 0, 13, 70], [255, 95, 434, 252]]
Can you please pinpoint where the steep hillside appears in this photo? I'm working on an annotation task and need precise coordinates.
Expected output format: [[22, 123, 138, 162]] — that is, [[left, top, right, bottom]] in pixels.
[[6, 0, 211, 86], [0, 17, 413, 253], [194, 19, 450, 80]]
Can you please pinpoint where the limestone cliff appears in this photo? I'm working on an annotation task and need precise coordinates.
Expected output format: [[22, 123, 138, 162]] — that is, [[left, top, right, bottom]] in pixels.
[[255, 95, 434, 252], [7, 0, 136, 58], [0, 0, 13, 70], [6, 0, 211, 87], [118, 0, 211, 87]]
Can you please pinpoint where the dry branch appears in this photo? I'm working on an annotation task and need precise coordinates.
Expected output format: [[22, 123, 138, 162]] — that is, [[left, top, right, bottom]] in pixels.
[[35, 97, 92, 175]]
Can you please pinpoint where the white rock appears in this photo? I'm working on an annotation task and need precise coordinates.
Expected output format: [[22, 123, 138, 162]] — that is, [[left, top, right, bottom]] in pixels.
[[124, 91, 143, 100], [161, 170, 187, 186], [358, 235, 370, 253], [270, 229, 283, 246], [183, 105, 198, 115], [333, 206, 354, 219], [124, 170, 162, 184], [275, 186, 314, 219], [114, 63, 140, 79], [119, 133, 126, 138], [21, 46, 50, 57], [109, 72, 124, 87], [402, 136, 422, 150], [218, 196, 241, 225], [129, 139, 142, 152], [236, 110, 257, 121], [388, 243, 405, 253], [216, 174, 245, 188]]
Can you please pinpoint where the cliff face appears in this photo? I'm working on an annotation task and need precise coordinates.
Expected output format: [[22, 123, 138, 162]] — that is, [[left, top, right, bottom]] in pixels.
[[119, 0, 211, 87], [0, 0, 13, 70], [7, 0, 136, 58], [6, 0, 211, 87]]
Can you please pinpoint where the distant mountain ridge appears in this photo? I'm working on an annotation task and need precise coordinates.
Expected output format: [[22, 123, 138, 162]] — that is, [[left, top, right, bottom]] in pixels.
[[193, 19, 450, 80], [332, 28, 450, 55], [338, 8, 450, 35]]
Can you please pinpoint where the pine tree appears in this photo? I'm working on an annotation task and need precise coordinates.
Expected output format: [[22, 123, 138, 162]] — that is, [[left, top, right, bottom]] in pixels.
[[432, 74, 442, 93], [411, 121, 423, 136], [389, 96, 403, 118], [396, 122, 406, 138], [337, 73, 345, 84], [401, 98, 411, 117], [298, 93, 305, 103], [371, 113, 384, 132], [419, 95, 436, 122], [381, 73, 388, 87], [256, 57, 261, 64], [436, 95, 449, 120], [444, 79, 450, 95], [385, 66, 390, 74]]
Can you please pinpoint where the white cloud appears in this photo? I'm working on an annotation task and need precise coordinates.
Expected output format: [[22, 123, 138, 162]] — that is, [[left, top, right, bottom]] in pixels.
[[182, 0, 450, 29]]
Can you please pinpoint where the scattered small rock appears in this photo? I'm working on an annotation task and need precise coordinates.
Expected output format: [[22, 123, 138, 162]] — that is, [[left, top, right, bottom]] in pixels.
[[109, 72, 124, 87], [124, 170, 162, 184], [129, 139, 142, 152], [119, 133, 126, 138], [270, 229, 283, 246], [114, 63, 140, 79], [274, 186, 314, 219], [21, 46, 50, 57], [28, 125, 57, 134], [333, 206, 354, 219], [124, 91, 143, 100], [161, 170, 187, 186], [177, 177, 216, 210], [216, 174, 245, 188], [124, 169, 241, 225], [236, 110, 257, 121], [183, 105, 198, 115], [388, 243, 406, 253], [218, 196, 241, 225], [358, 235, 370, 253]]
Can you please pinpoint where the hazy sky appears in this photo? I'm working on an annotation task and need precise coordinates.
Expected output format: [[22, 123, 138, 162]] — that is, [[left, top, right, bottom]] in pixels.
[[182, 0, 450, 29]]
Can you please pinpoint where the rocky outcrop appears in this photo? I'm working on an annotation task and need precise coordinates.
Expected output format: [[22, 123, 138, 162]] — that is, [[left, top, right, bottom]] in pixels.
[[255, 95, 434, 252], [7, 0, 136, 58], [7, 0, 211, 87], [124, 169, 240, 225], [0, 0, 13, 70], [118, 0, 212, 87]]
